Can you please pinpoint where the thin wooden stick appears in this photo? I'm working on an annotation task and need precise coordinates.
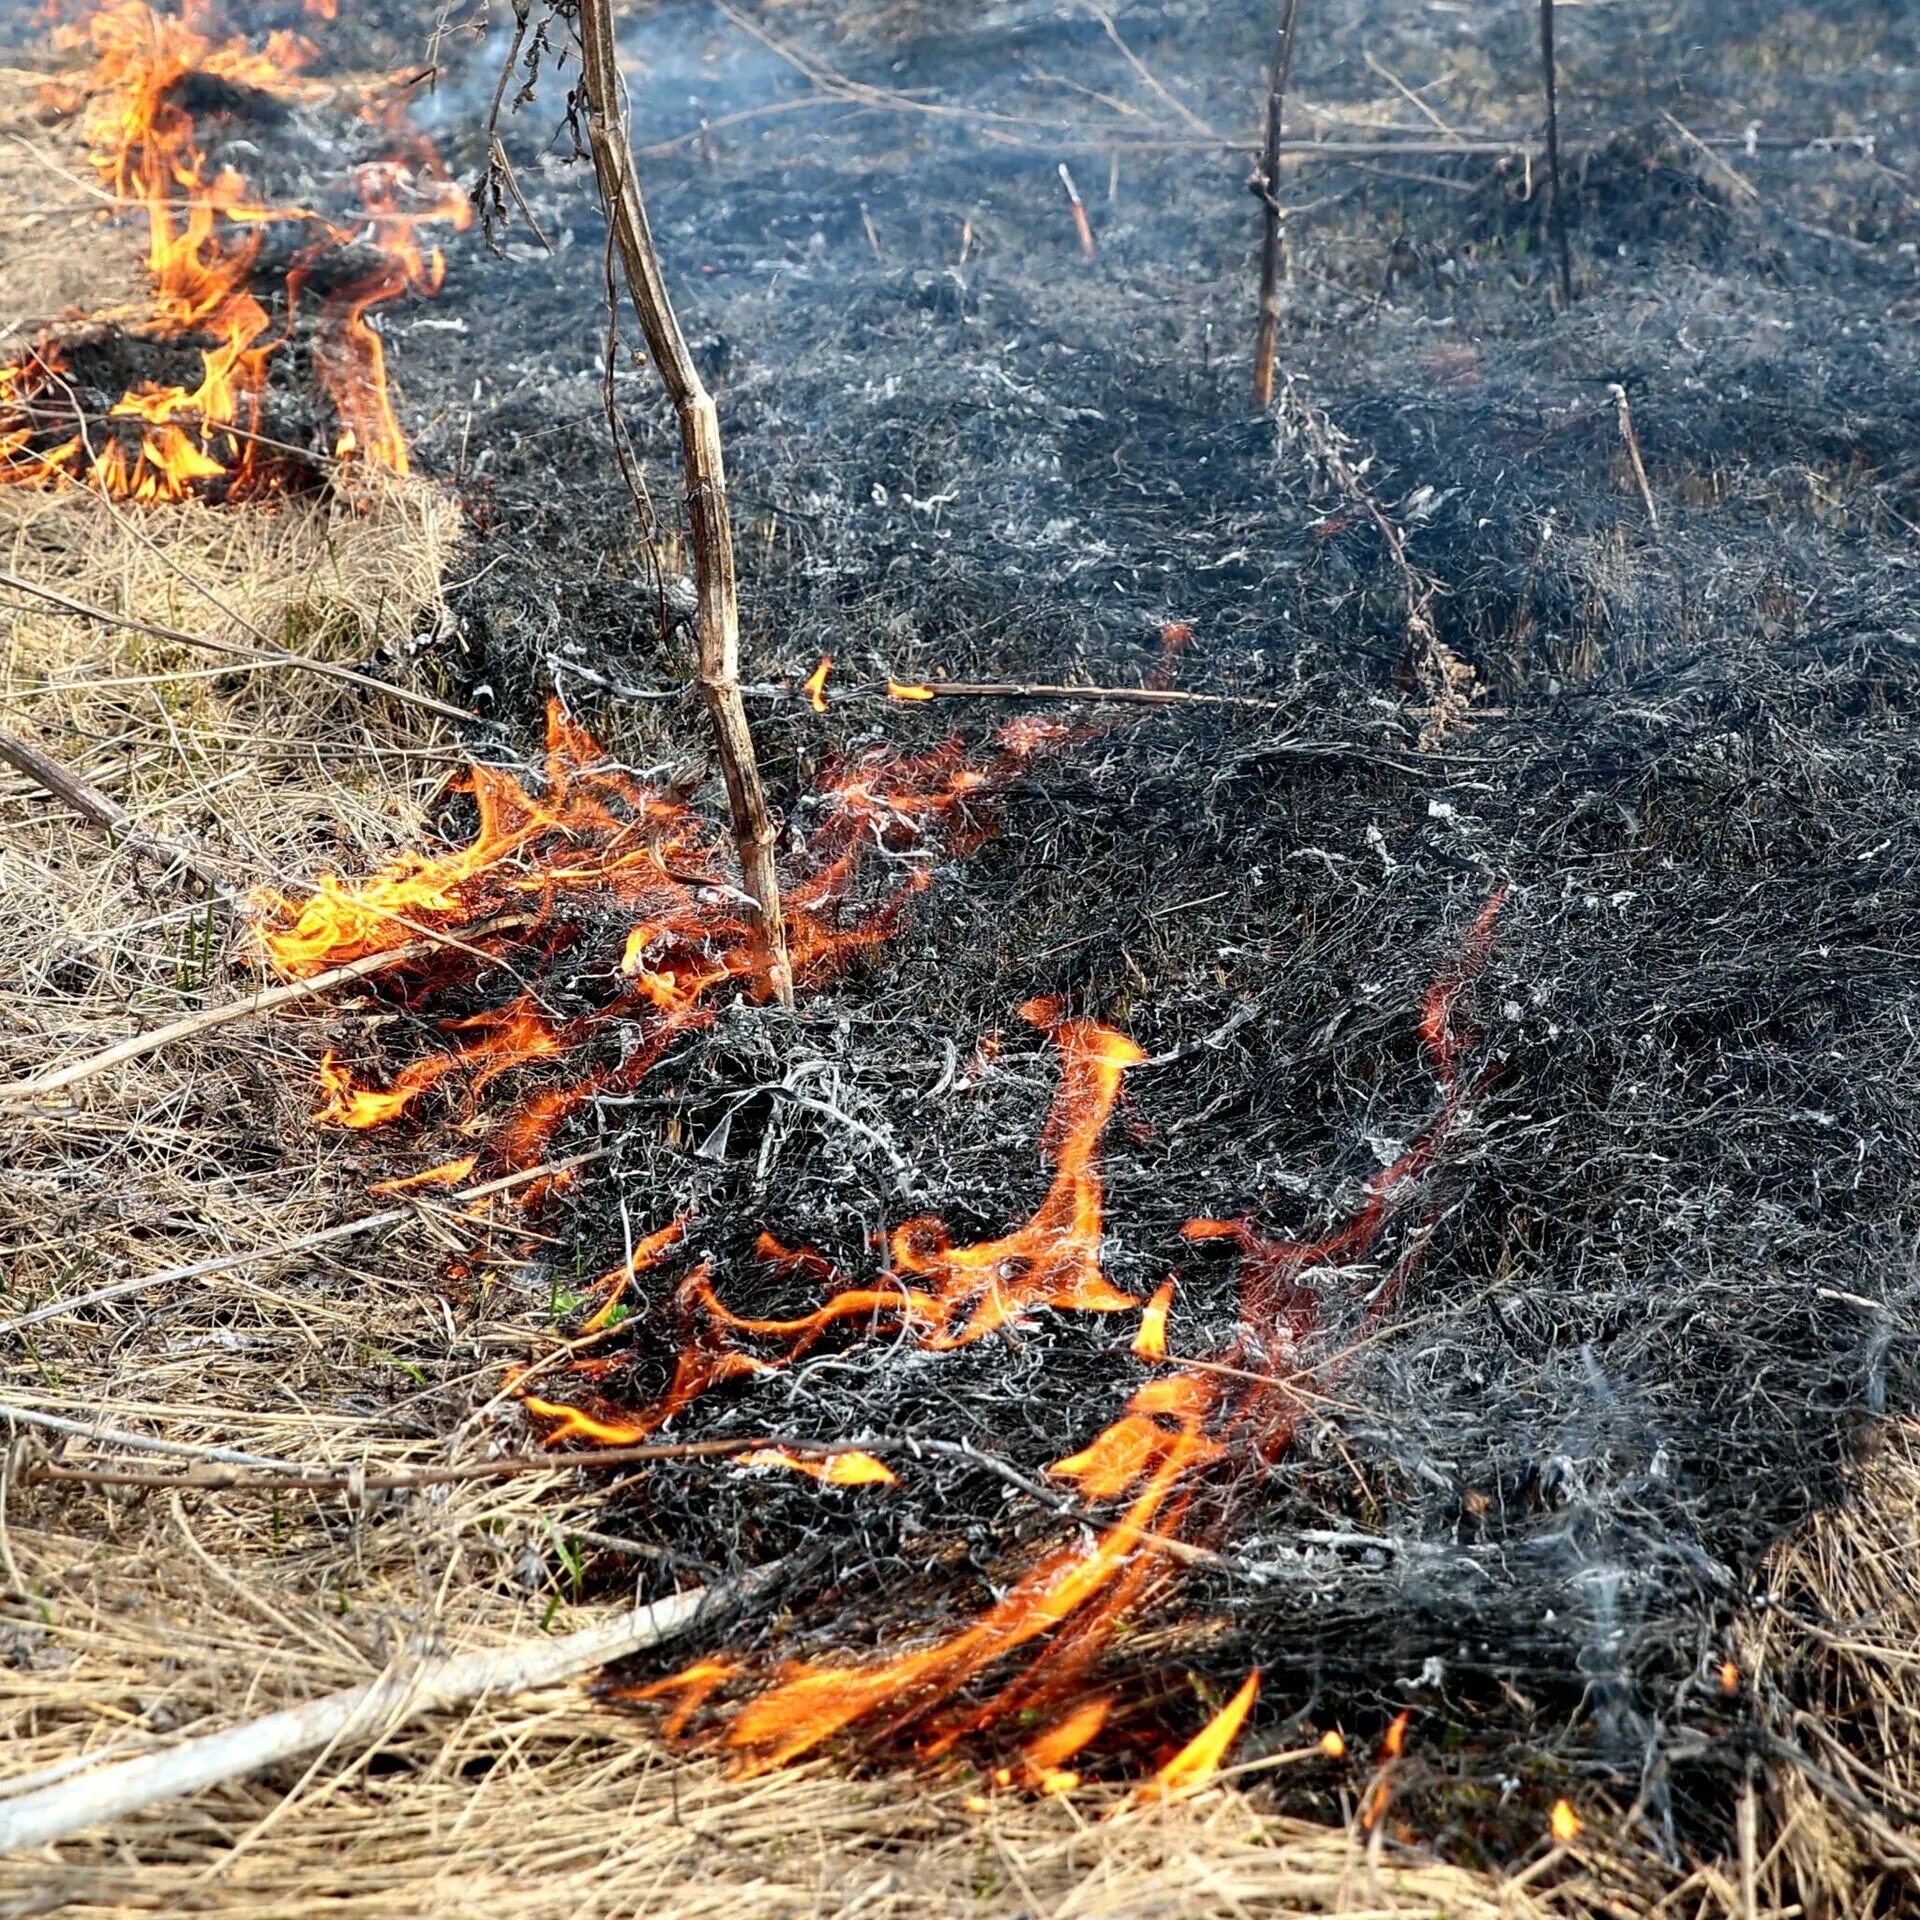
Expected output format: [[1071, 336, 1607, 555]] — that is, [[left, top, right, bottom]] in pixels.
[[19, 1434, 778, 1493], [887, 678, 1285, 709], [0, 1572, 758, 1852], [1251, 0, 1304, 411], [0, 1406, 302, 1473], [1539, 0, 1573, 303], [0, 723, 226, 893], [0, 569, 475, 724], [573, 0, 792, 1007], [0, 940, 431, 1108], [1607, 382, 1658, 528], [0, 1151, 608, 1336]]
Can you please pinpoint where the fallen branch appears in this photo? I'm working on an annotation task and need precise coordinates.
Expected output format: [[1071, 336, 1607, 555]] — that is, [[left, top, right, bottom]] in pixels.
[[0, 568, 475, 725], [0, 940, 431, 1108], [0, 1151, 608, 1336], [573, 0, 793, 1006], [0, 724, 226, 894], [19, 1435, 777, 1494], [0, 1572, 757, 1852]]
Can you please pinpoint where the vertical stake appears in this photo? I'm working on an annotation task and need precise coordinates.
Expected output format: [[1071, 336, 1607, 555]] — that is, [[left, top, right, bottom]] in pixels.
[[1251, 0, 1303, 410], [574, 0, 792, 1005], [1540, 0, 1574, 305]]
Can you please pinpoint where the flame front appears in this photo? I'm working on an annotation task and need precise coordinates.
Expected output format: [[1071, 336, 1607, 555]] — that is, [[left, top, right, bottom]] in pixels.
[[253, 704, 1067, 1182], [1, 1, 467, 500], [264, 693, 1501, 1795]]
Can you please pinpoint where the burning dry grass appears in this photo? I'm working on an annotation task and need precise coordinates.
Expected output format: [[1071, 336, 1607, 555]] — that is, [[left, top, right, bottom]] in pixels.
[[0, 472, 1577, 1917], [0, 475, 1905, 1920]]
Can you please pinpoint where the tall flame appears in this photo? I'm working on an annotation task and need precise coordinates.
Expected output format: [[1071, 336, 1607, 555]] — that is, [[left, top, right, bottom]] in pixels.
[[1, 1, 468, 500]]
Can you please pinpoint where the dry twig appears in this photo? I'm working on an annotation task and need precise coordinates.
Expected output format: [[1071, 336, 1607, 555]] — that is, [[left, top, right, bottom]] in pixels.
[[0, 721, 225, 892], [1251, 0, 1304, 410]]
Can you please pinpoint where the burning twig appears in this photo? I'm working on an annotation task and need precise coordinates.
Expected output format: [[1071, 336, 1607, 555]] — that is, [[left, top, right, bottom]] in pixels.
[[572, 0, 793, 1006], [0, 1570, 770, 1854], [1250, 0, 1303, 411], [0, 568, 476, 724], [1539, 0, 1573, 303], [0, 722, 224, 894]]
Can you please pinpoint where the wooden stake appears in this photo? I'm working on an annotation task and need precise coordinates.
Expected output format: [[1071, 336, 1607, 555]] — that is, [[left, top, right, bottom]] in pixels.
[[1540, 0, 1573, 304], [1251, 0, 1303, 410], [0, 1574, 751, 1852], [573, 0, 792, 1006]]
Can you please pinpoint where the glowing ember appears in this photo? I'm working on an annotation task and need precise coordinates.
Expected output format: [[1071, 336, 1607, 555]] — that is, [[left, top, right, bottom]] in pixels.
[[1719, 1659, 1740, 1696], [0, 1, 467, 501], [1550, 1798, 1582, 1844], [1319, 1729, 1346, 1759]]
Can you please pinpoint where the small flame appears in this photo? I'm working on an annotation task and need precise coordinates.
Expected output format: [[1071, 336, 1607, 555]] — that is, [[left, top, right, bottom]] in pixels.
[[1139, 1670, 1260, 1799], [734, 1447, 898, 1487], [1550, 1798, 1582, 1844], [367, 1154, 478, 1195], [803, 655, 832, 712], [1381, 1710, 1411, 1760], [1132, 1279, 1174, 1361], [1017, 1695, 1111, 1794], [1720, 1659, 1740, 1695], [887, 679, 936, 702], [1319, 1728, 1346, 1759]]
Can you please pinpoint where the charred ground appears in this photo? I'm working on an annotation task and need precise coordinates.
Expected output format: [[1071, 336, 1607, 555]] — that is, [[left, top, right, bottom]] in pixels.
[[196, 0, 1920, 1867]]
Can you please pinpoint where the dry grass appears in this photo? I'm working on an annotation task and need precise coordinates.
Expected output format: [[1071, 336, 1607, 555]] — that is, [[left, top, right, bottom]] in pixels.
[[1736, 1422, 1920, 1918]]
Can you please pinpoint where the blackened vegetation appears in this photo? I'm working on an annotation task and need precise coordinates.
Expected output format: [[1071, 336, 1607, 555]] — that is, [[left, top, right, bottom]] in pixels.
[[375, 0, 1920, 1860]]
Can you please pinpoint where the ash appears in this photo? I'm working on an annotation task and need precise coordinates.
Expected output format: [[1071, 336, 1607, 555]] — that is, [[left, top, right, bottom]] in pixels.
[[346, 0, 1918, 1853]]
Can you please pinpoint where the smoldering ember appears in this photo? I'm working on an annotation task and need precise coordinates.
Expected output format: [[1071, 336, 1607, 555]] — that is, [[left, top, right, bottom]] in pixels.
[[2, 0, 1918, 1914]]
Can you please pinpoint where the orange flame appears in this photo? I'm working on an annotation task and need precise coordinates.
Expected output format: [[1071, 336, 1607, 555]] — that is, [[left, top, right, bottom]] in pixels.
[[1550, 1798, 1582, 1844], [1131, 1278, 1174, 1361], [802, 655, 832, 712], [255, 706, 1067, 1187], [734, 1448, 898, 1487], [1, 2, 465, 500], [1138, 1669, 1259, 1799], [887, 679, 936, 702]]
